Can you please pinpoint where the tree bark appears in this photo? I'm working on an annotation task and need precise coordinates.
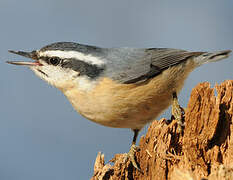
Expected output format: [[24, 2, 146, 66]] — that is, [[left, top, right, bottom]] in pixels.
[[91, 80, 233, 180]]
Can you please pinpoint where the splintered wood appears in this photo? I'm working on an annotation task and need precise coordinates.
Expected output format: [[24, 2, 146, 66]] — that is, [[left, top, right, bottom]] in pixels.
[[91, 80, 233, 180]]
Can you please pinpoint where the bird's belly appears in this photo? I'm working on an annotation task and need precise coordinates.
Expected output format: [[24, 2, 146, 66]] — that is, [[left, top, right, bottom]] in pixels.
[[63, 62, 195, 129], [65, 82, 173, 129]]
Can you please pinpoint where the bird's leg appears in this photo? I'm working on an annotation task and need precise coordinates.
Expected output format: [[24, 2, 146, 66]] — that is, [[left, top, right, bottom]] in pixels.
[[124, 129, 142, 172], [171, 92, 185, 133]]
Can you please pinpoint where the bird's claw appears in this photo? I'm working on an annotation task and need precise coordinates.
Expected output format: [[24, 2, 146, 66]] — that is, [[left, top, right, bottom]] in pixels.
[[123, 144, 142, 172], [172, 92, 185, 133]]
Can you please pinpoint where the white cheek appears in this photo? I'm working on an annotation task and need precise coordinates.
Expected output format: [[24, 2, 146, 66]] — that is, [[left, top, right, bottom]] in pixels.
[[30, 65, 79, 87], [30, 65, 98, 91]]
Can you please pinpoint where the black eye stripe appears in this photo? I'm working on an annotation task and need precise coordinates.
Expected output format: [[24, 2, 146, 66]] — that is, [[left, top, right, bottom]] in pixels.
[[61, 58, 105, 79], [39, 57, 105, 79]]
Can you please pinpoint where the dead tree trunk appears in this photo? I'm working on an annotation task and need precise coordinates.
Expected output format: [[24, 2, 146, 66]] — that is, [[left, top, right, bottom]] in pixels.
[[91, 80, 233, 180]]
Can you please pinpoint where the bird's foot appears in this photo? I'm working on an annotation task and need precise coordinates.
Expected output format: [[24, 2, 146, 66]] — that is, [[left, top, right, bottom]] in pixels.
[[123, 144, 142, 172], [172, 92, 185, 133]]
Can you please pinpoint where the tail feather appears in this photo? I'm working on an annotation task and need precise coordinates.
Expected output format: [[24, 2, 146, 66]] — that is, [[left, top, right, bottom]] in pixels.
[[194, 50, 232, 66]]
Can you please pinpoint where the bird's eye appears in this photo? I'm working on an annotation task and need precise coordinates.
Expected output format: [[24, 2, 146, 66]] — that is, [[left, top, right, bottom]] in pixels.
[[49, 57, 60, 66]]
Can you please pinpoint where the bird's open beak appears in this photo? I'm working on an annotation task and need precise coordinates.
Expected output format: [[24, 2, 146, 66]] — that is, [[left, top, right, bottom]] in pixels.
[[6, 50, 42, 66]]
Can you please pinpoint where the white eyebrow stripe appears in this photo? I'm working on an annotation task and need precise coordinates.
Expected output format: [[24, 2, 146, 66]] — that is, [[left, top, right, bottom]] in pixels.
[[38, 50, 105, 66]]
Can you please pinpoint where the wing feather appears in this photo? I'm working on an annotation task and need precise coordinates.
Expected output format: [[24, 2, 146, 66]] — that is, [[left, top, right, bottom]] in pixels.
[[104, 48, 205, 84], [149, 48, 204, 70]]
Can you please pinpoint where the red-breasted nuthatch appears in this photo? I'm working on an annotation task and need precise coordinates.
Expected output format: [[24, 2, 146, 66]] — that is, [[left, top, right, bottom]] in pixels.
[[7, 42, 231, 171]]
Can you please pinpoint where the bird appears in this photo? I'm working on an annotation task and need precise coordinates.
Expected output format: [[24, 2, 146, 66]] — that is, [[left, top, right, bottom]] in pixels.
[[7, 42, 231, 171]]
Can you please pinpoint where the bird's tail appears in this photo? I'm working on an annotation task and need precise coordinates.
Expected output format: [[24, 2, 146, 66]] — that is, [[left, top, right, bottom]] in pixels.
[[194, 50, 232, 66]]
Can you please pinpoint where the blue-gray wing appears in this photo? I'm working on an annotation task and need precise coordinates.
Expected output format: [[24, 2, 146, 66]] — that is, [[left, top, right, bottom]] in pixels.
[[103, 48, 204, 84]]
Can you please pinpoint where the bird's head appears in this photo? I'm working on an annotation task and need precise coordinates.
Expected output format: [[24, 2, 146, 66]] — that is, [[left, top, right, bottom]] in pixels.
[[7, 42, 106, 91]]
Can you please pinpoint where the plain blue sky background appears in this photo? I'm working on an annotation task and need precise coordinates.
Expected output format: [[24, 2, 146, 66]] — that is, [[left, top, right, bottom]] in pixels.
[[1, 0, 233, 179]]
